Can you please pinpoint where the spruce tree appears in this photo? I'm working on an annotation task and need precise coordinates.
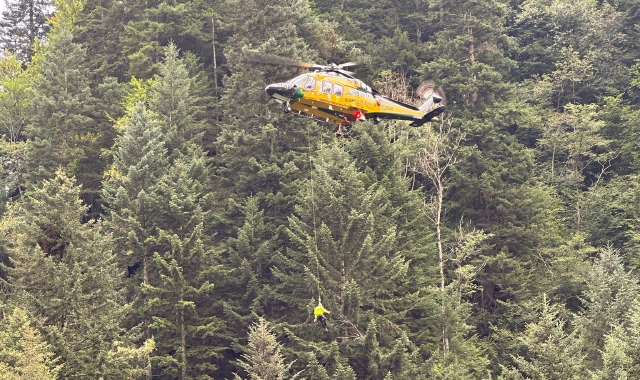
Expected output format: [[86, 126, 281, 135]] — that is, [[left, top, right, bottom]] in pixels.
[[0, 0, 51, 62], [23, 0, 107, 209], [120, 0, 213, 79], [211, 195, 278, 368], [594, 300, 640, 379], [147, 43, 208, 157], [104, 45, 221, 379], [420, 0, 567, 364], [215, 0, 324, 233], [500, 296, 585, 379], [575, 248, 640, 371], [0, 170, 151, 378], [102, 100, 168, 379], [145, 152, 220, 379], [510, 0, 628, 105], [0, 307, 61, 380], [234, 318, 298, 380], [74, 0, 131, 82], [271, 143, 433, 378]]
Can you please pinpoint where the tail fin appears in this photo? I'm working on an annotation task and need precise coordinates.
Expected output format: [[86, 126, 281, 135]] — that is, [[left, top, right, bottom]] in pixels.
[[412, 81, 446, 126]]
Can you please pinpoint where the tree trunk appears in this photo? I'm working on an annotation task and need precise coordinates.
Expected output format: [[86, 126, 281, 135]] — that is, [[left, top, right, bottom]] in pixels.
[[181, 304, 187, 379], [143, 254, 152, 380], [468, 24, 478, 107]]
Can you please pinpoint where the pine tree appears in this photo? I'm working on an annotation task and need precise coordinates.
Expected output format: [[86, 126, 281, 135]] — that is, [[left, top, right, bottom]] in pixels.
[[102, 100, 168, 379], [145, 153, 220, 379], [537, 103, 614, 234], [74, 0, 131, 82], [147, 43, 209, 157], [420, 0, 567, 364], [500, 296, 585, 379], [333, 362, 357, 380], [104, 45, 222, 379], [214, 0, 324, 233], [593, 300, 640, 379], [23, 0, 107, 208], [0, 307, 61, 380], [510, 0, 628, 106], [120, 0, 213, 79], [234, 318, 298, 380], [0, 0, 51, 62], [271, 142, 434, 378], [211, 195, 278, 370], [0, 170, 152, 378], [575, 248, 640, 371], [422, 229, 492, 379]]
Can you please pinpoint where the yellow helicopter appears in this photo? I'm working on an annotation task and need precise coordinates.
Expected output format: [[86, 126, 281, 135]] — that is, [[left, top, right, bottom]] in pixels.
[[256, 55, 445, 128]]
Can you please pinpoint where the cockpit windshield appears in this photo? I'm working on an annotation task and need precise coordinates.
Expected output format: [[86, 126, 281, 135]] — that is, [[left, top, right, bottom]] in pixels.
[[288, 75, 307, 87], [355, 80, 371, 93]]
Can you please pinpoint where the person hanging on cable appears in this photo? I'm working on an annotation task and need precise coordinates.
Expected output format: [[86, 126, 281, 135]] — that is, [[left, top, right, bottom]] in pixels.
[[314, 298, 330, 331]]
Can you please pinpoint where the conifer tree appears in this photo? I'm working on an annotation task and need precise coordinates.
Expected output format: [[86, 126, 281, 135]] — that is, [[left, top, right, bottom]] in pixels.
[[211, 195, 278, 368], [144, 152, 220, 379], [147, 43, 208, 157], [74, 0, 131, 82], [0, 170, 152, 378], [234, 318, 298, 380], [593, 300, 640, 379], [333, 362, 358, 380], [420, 0, 566, 360], [102, 99, 168, 380], [215, 0, 323, 233], [103, 100, 167, 281], [575, 248, 640, 371], [272, 143, 432, 378], [500, 296, 585, 379], [0, 0, 51, 62], [120, 0, 213, 78], [104, 45, 221, 379], [0, 307, 61, 380], [23, 0, 107, 207], [510, 0, 627, 105]]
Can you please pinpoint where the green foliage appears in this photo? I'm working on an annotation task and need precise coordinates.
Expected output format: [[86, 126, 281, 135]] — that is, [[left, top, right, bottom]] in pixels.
[[0, 53, 31, 209], [0, 170, 151, 378], [234, 318, 299, 380], [0, 0, 51, 62], [0, 0, 639, 378], [104, 45, 221, 379], [593, 300, 640, 379], [22, 1, 113, 215], [121, 0, 213, 78], [575, 248, 640, 371], [500, 295, 586, 379], [0, 307, 61, 380]]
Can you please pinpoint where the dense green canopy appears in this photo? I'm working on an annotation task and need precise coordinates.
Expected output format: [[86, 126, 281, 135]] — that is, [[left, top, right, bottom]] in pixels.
[[0, 0, 639, 378]]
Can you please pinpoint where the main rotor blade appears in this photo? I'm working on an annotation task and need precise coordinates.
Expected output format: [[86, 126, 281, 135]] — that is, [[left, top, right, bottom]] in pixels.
[[244, 52, 323, 70], [337, 61, 359, 69]]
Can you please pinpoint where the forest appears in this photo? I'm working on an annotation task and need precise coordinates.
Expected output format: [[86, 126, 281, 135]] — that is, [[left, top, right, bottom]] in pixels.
[[0, 0, 640, 378]]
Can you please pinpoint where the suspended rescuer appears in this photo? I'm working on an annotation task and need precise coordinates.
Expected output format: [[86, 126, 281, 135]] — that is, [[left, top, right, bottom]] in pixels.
[[314, 299, 330, 331]]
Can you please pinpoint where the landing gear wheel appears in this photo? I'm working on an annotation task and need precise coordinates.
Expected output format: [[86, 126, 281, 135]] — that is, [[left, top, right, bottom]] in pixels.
[[283, 104, 291, 113]]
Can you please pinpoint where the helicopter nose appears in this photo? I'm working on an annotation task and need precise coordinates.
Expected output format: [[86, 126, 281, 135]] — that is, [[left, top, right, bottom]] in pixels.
[[265, 83, 296, 99]]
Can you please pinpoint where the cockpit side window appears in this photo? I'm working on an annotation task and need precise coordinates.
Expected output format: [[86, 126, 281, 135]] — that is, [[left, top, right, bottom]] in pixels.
[[321, 80, 333, 94], [304, 77, 316, 90]]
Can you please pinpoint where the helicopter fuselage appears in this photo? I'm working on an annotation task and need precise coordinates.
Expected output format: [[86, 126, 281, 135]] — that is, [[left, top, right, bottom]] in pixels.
[[265, 71, 444, 126]]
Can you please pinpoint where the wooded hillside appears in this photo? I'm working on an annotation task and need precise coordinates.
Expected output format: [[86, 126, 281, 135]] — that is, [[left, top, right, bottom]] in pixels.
[[1, 0, 640, 378]]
